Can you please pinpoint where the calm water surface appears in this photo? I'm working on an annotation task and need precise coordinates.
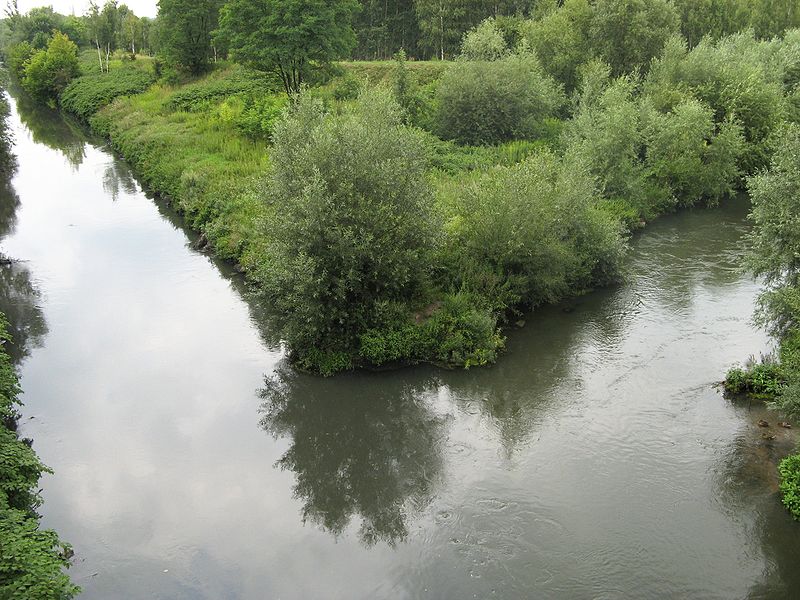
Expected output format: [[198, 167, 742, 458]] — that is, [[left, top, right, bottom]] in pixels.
[[2, 91, 799, 599]]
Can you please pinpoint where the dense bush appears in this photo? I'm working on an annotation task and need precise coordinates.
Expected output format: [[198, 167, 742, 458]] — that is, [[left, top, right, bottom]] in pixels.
[[435, 51, 565, 145], [724, 361, 785, 396], [459, 18, 509, 61], [438, 149, 626, 313], [519, 0, 593, 92], [255, 89, 439, 373], [166, 67, 275, 111], [564, 71, 744, 219], [590, 0, 679, 76], [357, 294, 504, 369], [0, 316, 79, 599], [21, 32, 80, 101], [60, 67, 155, 120], [7, 42, 36, 80], [644, 33, 787, 173], [642, 98, 743, 207], [746, 123, 800, 335], [215, 93, 287, 140]]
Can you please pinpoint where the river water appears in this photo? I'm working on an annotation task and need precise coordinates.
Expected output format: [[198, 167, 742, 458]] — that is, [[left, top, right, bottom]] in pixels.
[[2, 91, 799, 599]]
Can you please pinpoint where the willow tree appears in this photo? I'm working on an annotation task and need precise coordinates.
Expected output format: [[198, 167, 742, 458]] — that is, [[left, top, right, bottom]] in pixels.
[[217, 0, 359, 96]]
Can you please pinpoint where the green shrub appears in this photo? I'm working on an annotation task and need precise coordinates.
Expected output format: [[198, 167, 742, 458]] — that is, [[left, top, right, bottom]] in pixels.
[[459, 18, 509, 61], [723, 362, 785, 396], [565, 74, 744, 220], [644, 33, 787, 173], [256, 89, 438, 373], [438, 149, 626, 313], [331, 72, 362, 101], [778, 453, 800, 520], [434, 51, 565, 145], [422, 293, 504, 368], [21, 32, 80, 101], [216, 94, 287, 140], [642, 98, 744, 207], [60, 68, 155, 120], [518, 0, 594, 92], [166, 67, 275, 111], [7, 42, 36, 80]]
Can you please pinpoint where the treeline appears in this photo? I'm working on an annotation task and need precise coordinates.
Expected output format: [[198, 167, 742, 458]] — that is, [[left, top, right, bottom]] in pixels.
[[6, 0, 800, 82], [1, 1, 158, 57], [354, 0, 800, 61]]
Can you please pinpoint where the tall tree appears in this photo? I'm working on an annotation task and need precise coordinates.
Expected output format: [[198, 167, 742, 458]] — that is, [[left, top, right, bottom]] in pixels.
[[157, 0, 222, 74], [217, 0, 359, 95], [415, 0, 467, 60]]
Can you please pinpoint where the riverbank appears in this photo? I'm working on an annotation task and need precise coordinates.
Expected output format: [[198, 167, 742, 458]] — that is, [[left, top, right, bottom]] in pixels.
[[722, 123, 800, 520], [0, 310, 79, 597]]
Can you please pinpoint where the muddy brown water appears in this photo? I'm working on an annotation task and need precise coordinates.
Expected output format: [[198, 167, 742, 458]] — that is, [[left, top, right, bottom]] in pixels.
[[2, 91, 799, 599]]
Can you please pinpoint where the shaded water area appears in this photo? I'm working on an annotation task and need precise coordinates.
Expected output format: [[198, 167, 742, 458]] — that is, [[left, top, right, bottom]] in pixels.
[[2, 90, 799, 599]]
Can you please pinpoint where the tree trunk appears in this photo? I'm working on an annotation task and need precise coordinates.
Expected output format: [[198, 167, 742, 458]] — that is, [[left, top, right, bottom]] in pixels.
[[95, 39, 104, 73]]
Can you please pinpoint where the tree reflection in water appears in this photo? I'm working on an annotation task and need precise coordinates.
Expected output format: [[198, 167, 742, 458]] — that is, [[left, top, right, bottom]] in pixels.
[[0, 159, 47, 364], [260, 365, 448, 546]]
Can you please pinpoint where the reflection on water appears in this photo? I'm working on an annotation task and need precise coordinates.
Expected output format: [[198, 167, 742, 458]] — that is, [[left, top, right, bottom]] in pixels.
[[0, 133, 47, 364], [1, 85, 798, 599], [261, 364, 447, 546], [102, 160, 138, 201], [12, 85, 86, 169], [0, 259, 47, 364]]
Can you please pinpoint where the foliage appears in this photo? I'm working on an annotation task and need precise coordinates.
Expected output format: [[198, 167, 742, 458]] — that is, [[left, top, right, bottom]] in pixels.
[[723, 362, 785, 396], [778, 453, 800, 520], [518, 0, 593, 92], [434, 51, 565, 145], [642, 98, 743, 207], [746, 123, 800, 335], [590, 0, 679, 76], [21, 32, 80, 101], [564, 72, 743, 220], [0, 315, 79, 599], [165, 66, 275, 110], [217, 0, 360, 95], [644, 33, 787, 173], [357, 294, 504, 368], [7, 41, 35, 79], [157, 0, 222, 75], [437, 149, 626, 313], [459, 17, 508, 61], [60, 66, 154, 120], [255, 89, 438, 371]]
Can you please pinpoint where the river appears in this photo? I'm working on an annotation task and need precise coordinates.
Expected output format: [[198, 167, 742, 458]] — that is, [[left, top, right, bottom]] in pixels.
[[1, 90, 799, 599]]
